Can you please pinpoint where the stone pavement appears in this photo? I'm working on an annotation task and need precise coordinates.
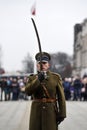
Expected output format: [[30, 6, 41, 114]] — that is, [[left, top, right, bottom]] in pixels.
[[59, 101, 87, 130], [0, 101, 87, 130], [0, 101, 31, 130]]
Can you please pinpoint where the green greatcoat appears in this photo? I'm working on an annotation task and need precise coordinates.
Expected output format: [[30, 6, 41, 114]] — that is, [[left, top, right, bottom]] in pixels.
[[25, 70, 66, 130]]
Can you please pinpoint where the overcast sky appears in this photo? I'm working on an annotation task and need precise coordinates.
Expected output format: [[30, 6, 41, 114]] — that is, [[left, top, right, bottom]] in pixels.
[[0, 0, 87, 72]]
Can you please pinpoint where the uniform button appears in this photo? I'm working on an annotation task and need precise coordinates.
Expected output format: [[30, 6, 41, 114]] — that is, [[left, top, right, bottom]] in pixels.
[[43, 94, 45, 96], [43, 106, 45, 109]]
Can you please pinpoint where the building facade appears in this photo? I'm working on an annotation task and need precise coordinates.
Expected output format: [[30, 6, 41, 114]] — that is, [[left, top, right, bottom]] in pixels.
[[73, 19, 87, 77]]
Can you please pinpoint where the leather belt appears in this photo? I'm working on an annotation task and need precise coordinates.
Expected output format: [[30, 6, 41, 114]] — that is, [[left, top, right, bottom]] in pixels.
[[33, 98, 57, 103]]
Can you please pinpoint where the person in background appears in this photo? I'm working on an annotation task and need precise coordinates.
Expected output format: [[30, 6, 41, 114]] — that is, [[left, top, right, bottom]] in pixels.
[[63, 78, 71, 100], [12, 78, 19, 100], [73, 75, 82, 101]]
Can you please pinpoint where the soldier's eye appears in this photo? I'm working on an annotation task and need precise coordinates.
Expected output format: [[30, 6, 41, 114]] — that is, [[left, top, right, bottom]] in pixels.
[[42, 62, 47, 64]]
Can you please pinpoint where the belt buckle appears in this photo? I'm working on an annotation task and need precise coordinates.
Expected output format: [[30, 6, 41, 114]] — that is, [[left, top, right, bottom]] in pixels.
[[42, 98, 47, 102]]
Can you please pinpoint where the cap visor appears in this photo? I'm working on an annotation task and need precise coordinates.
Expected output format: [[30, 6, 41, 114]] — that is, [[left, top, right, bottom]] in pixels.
[[37, 60, 48, 63]]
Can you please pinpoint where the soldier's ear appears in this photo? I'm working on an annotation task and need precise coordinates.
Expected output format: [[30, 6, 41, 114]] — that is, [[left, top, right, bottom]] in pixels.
[[48, 63, 50, 68]]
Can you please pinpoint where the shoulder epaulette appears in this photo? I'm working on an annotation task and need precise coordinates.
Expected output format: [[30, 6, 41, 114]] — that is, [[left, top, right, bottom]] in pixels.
[[27, 74, 37, 82], [51, 72, 62, 80], [51, 72, 60, 76]]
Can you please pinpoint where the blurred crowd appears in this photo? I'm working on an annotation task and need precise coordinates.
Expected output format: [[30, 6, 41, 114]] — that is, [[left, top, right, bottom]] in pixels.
[[0, 74, 87, 101], [63, 75, 87, 101], [0, 76, 29, 101]]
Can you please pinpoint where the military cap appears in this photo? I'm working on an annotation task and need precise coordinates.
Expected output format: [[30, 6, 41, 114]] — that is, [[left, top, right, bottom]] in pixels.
[[35, 52, 51, 62]]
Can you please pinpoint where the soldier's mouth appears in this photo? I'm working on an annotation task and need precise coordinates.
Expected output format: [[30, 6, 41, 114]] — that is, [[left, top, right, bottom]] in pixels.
[[42, 68, 45, 70]]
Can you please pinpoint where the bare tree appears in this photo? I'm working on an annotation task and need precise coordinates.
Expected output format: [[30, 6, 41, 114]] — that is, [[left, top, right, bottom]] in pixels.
[[50, 52, 72, 78], [22, 53, 34, 73]]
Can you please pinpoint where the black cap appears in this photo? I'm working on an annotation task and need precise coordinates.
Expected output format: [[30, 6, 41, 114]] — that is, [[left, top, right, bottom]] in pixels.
[[35, 52, 51, 62]]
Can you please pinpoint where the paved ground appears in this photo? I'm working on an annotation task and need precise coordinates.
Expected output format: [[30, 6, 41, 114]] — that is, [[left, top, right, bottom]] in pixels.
[[59, 101, 87, 130], [0, 101, 30, 130], [0, 101, 87, 130]]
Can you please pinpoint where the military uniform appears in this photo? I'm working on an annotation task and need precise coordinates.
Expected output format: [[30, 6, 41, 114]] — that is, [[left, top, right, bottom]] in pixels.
[[25, 70, 66, 130]]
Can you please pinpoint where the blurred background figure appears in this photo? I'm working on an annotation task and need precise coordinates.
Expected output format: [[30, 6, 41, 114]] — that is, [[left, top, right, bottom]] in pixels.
[[63, 78, 71, 100], [18, 79, 25, 100], [12, 78, 19, 101], [81, 77, 87, 101], [73, 76, 82, 101]]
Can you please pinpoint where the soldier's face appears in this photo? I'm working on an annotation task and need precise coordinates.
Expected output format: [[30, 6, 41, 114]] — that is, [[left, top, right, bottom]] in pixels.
[[37, 62, 50, 71]]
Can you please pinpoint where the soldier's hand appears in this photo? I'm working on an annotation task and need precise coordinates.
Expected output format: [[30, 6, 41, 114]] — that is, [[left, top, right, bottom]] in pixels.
[[38, 72, 45, 82]]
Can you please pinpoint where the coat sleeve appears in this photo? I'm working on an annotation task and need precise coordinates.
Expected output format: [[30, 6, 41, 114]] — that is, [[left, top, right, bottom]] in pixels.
[[25, 75, 40, 96], [56, 75, 66, 118]]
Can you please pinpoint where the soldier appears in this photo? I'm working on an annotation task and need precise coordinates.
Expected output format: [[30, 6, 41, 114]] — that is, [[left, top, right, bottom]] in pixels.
[[22, 52, 66, 130]]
